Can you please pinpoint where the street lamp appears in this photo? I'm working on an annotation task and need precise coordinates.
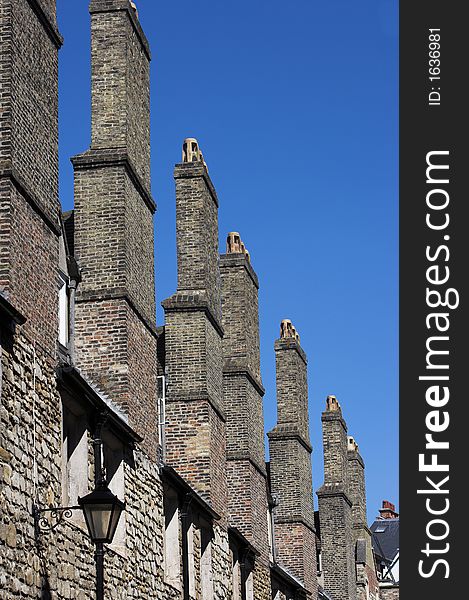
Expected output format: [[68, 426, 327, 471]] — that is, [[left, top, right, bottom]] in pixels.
[[78, 484, 125, 545], [33, 484, 124, 600], [33, 416, 125, 600], [78, 483, 125, 600]]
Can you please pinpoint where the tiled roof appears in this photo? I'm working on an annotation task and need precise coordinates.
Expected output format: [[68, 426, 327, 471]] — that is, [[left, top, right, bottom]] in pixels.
[[371, 518, 399, 563]]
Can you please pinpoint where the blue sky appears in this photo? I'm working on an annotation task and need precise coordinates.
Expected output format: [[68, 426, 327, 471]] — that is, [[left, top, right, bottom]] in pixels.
[[57, 0, 398, 520]]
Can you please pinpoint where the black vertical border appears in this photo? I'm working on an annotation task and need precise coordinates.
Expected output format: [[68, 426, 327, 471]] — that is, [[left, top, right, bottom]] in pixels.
[[400, 2, 465, 597]]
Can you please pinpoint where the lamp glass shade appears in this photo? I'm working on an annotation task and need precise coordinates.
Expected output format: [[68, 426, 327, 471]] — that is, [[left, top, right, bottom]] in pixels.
[[78, 486, 125, 544]]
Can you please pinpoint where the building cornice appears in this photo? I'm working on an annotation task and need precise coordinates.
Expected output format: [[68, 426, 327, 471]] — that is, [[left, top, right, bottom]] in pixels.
[[71, 148, 156, 214]]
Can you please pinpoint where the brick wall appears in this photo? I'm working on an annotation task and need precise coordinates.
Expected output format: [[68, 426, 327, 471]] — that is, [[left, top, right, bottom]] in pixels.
[[273, 338, 310, 443], [267, 327, 317, 598], [348, 440, 380, 599], [72, 0, 158, 458], [89, 0, 151, 188], [317, 398, 357, 600], [0, 0, 61, 353], [162, 153, 228, 522], [347, 443, 367, 528], [220, 245, 270, 582], [172, 161, 222, 323], [380, 585, 399, 600]]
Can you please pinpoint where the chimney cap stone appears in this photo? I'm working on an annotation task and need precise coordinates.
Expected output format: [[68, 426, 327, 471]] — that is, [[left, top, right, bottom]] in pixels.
[[280, 319, 300, 344], [326, 394, 341, 412], [379, 500, 399, 518], [182, 138, 208, 170], [226, 232, 250, 261]]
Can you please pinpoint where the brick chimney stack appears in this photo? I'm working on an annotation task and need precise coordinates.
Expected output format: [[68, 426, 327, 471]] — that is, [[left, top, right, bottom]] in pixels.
[[347, 436, 367, 532], [71, 0, 158, 457], [347, 436, 380, 600], [220, 232, 270, 592], [87, 0, 151, 188], [162, 139, 227, 519], [317, 396, 356, 600], [0, 0, 62, 352], [379, 500, 399, 519], [267, 321, 317, 598]]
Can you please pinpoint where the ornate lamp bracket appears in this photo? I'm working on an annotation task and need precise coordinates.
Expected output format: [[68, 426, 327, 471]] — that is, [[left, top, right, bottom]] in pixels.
[[33, 505, 80, 534]]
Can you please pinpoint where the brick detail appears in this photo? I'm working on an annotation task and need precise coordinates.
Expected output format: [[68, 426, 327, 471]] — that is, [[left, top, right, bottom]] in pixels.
[[88, 0, 151, 188], [317, 400, 357, 600], [317, 488, 356, 600], [220, 252, 261, 384], [274, 522, 316, 594], [0, 0, 61, 353], [267, 332, 317, 597], [73, 162, 156, 327], [72, 0, 158, 458], [220, 247, 270, 577], [74, 299, 158, 449], [272, 337, 310, 444], [171, 161, 222, 324], [322, 399, 348, 485], [348, 440, 380, 599], [162, 157, 227, 521]]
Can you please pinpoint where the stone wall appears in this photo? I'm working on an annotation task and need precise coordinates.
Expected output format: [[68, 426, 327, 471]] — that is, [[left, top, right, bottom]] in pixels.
[[0, 326, 173, 600], [380, 585, 399, 600]]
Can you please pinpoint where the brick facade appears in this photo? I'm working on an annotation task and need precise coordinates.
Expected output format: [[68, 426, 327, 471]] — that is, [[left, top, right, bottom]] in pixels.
[[0, 2, 393, 599], [0, 0, 61, 353], [72, 0, 158, 458], [348, 438, 380, 600], [268, 323, 318, 598], [220, 237, 271, 598], [317, 397, 357, 600], [162, 153, 228, 522]]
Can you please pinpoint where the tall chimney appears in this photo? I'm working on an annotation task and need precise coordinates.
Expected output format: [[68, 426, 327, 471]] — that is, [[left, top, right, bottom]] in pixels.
[[317, 396, 356, 600], [267, 321, 317, 598], [347, 436, 367, 531], [379, 500, 399, 520], [162, 139, 227, 518], [72, 0, 158, 457], [0, 0, 62, 352], [220, 232, 270, 589], [348, 436, 380, 600]]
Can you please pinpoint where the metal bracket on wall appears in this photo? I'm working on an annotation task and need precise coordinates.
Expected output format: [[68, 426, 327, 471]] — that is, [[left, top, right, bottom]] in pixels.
[[32, 505, 80, 535]]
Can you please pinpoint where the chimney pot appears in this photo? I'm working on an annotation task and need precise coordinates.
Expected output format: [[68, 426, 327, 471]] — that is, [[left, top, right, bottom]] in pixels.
[[326, 394, 341, 412], [347, 436, 359, 452], [379, 500, 399, 519], [182, 138, 203, 164], [280, 319, 300, 343], [226, 232, 250, 260]]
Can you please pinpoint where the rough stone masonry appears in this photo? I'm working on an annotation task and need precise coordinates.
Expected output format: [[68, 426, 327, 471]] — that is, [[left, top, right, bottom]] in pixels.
[[0, 1, 394, 600]]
